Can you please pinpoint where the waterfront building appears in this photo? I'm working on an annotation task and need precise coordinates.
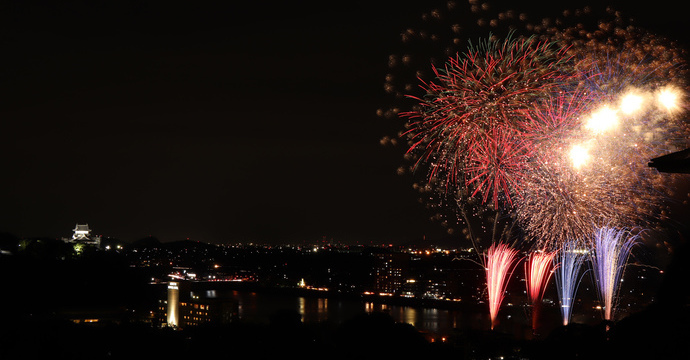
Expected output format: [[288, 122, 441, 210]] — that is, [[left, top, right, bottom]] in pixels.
[[167, 281, 181, 327], [158, 280, 238, 328], [374, 251, 408, 295]]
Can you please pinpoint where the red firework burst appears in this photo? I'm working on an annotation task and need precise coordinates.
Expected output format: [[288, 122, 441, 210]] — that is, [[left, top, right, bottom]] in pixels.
[[402, 33, 578, 207], [465, 125, 532, 205]]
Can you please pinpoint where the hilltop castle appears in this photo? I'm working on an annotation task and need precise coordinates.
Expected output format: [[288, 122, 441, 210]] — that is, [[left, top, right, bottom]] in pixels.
[[62, 224, 101, 248]]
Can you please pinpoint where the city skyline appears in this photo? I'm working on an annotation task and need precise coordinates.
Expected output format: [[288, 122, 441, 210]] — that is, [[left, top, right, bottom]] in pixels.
[[1, 1, 688, 245]]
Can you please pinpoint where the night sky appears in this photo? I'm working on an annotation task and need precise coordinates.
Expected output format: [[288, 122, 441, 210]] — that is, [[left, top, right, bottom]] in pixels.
[[1, 1, 687, 245]]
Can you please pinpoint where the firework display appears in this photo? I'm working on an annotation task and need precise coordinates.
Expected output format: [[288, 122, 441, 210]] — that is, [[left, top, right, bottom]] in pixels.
[[385, 1, 688, 328], [385, 0, 687, 245]]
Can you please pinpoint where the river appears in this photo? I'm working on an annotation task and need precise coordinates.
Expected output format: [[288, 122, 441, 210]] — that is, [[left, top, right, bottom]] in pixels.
[[190, 287, 504, 338]]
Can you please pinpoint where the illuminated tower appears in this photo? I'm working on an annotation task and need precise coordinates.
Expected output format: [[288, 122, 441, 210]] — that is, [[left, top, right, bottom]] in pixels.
[[167, 281, 180, 327]]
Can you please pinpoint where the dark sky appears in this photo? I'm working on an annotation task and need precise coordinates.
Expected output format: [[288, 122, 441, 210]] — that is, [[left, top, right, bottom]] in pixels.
[[0, 1, 686, 244]]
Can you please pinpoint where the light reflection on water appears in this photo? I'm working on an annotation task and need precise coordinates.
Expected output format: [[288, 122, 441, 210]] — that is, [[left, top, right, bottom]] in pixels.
[[208, 289, 490, 337], [361, 302, 472, 335]]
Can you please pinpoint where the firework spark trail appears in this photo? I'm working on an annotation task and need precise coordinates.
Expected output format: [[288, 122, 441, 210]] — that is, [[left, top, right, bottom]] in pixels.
[[554, 238, 588, 326], [484, 242, 520, 330], [590, 227, 639, 321], [525, 250, 557, 331]]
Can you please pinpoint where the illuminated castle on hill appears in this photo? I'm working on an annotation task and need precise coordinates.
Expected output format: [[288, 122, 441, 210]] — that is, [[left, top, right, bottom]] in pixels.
[[62, 223, 101, 248]]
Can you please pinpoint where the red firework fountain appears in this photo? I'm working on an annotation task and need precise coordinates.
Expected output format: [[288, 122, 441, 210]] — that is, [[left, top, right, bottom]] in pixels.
[[524, 250, 557, 334], [485, 243, 520, 330]]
